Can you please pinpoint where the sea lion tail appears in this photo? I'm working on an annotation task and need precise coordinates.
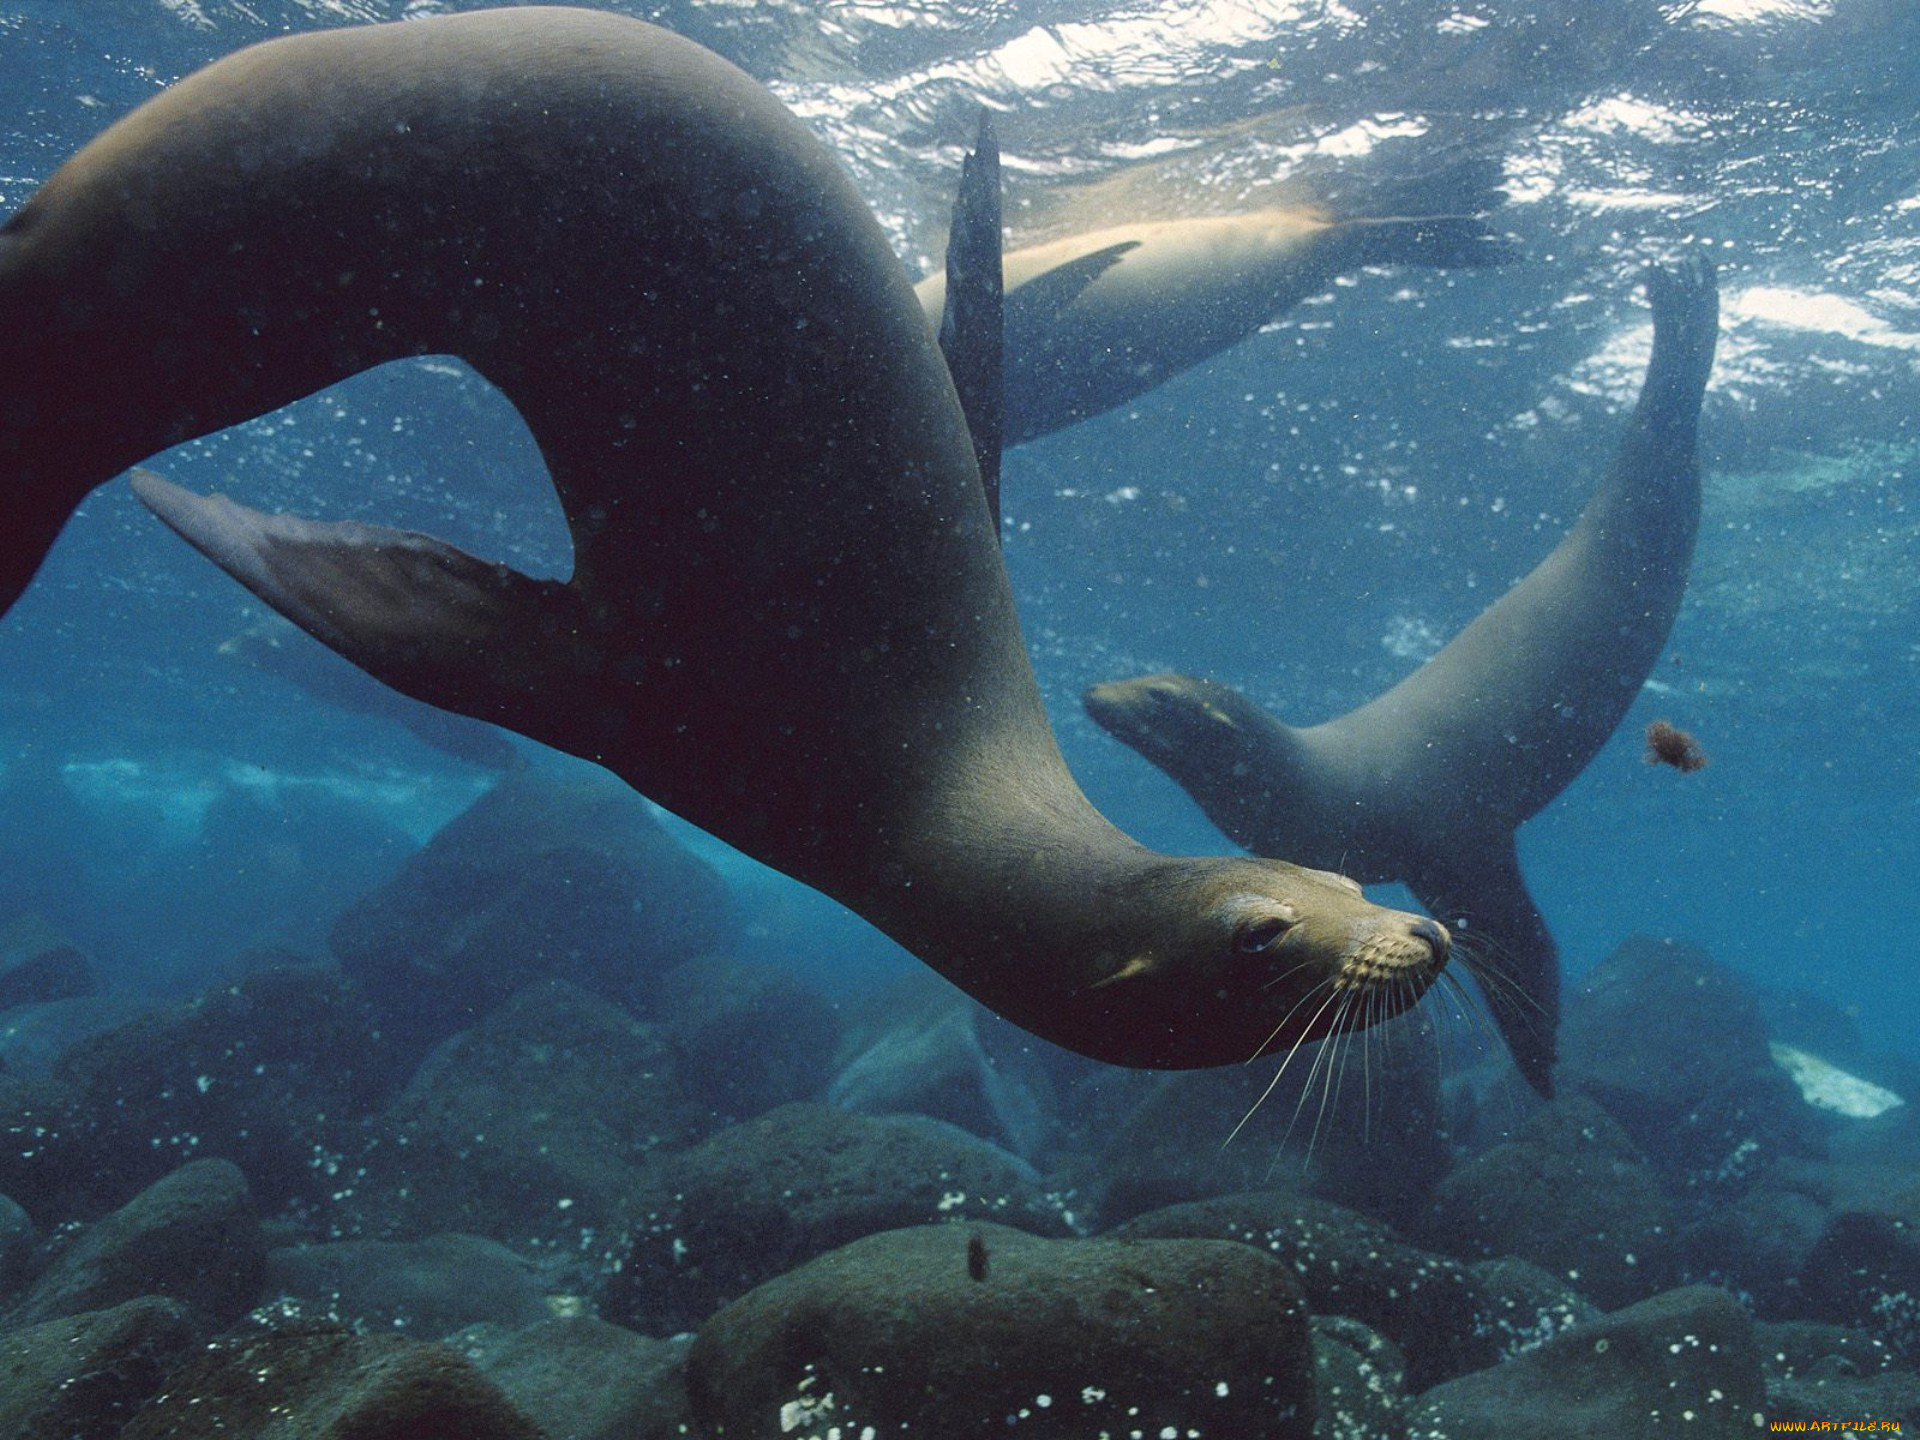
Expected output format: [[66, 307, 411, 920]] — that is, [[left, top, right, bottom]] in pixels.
[[131, 470, 593, 748]]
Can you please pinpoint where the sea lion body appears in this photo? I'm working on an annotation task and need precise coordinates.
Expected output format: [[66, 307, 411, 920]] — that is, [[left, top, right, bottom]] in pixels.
[[1087, 259, 1720, 1093], [914, 180, 1507, 446], [0, 8, 1446, 1069]]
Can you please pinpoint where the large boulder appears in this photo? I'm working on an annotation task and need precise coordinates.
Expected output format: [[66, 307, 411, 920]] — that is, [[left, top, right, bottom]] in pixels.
[[1411, 1285, 1766, 1439], [339, 980, 706, 1248], [687, 1222, 1317, 1438], [330, 766, 736, 1064], [4, 1158, 264, 1332], [603, 1102, 1072, 1335]]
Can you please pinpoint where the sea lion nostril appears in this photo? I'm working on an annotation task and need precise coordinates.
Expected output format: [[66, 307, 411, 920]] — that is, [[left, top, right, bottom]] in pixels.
[[1411, 916, 1450, 963]]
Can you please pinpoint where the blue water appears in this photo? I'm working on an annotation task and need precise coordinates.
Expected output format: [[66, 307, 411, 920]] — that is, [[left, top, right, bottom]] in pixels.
[[1, 0, 1916, 1067]]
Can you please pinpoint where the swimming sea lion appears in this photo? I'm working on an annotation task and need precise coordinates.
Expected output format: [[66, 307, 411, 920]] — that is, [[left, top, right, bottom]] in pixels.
[[0, 7, 1447, 1070], [914, 163, 1510, 447], [1085, 258, 1719, 1094]]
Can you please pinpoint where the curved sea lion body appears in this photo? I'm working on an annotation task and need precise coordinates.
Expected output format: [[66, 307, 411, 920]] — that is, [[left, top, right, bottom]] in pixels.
[[1086, 259, 1720, 1093], [0, 8, 1447, 1069], [914, 167, 1509, 447]]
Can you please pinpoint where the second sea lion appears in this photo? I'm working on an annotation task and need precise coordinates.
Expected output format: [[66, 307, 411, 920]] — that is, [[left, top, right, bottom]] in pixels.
[[914, 161, 1510, 447], [1086, 259, 1721, 1093]]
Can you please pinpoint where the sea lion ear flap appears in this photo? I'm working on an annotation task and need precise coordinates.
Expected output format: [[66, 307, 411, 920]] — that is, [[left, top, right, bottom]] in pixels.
[[131, 468, 589, 735]]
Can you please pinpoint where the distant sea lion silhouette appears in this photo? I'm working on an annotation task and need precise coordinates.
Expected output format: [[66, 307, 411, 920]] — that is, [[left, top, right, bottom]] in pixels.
[[914, 163, 1510, 447], [0, 7, 1448, 1070], [1085, 258, 1720, 1093]]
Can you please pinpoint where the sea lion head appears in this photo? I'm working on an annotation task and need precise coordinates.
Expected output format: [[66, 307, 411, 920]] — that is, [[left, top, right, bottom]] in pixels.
[[1063, 855, 1450, 1070], [1083, 673, 1248, 768]]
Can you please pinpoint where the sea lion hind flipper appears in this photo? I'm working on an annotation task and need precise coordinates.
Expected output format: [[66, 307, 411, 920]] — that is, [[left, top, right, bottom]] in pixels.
[[131, 469, 587, 737], [1406, 840, 1559, 1099], [937, 107, 1004, 534]]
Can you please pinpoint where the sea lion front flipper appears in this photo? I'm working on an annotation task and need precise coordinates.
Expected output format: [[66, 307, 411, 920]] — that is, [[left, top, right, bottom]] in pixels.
[[936, 108, 1004, 533], [131, 470, 590, 739], [1405, 839, 1558, 1098]]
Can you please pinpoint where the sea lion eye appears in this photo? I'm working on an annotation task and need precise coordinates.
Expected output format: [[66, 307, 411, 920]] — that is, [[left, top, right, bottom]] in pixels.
[[1235, 916, 1291, 953]]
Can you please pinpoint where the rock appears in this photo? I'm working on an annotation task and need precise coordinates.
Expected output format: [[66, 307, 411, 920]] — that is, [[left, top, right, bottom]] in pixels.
[[1071, 1011, 1450, 1232], [1113, 1189, 1498, 1390], [118, 1320, 546, 1439], [1467, 1256, 1601, 1357], [0, 1297, 196, 1438], [687, 1222, 1316, 1439], [0, 1193, 32, 1295], [0, 993, 150, 1081], [342, 980, 706, 1250], [330, 766, 737, 1067], [6, 1158, 264, 1331], [656, 955, 838, 1123], [1559, 935, 1822, 1200], [1409, 1285, 1766, 1439], [1798, 1187, 1920, 1359], [1421, 1094, 1677, 1309], [0, 1074, 87, 1225], [827, 980, 1054, 1161], [1683, 1181, 1828, 1317], [1313, 1314, 1408, 1440], [603, 1102, 1072, 1335], [463, 1316, 693, 1440], [0, 915, 94, 1014], [1756, 1318, 1920, 1429], [50, 963, 391, 1215], [265, 1234, 556, 1339]]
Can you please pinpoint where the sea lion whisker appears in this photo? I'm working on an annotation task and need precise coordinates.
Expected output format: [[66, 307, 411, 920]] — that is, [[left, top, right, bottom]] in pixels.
[[1226, 980, 1349, 1149]]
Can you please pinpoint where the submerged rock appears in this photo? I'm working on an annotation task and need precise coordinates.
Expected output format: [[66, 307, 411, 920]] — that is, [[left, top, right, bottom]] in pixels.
[[1313, 1313, 1409, 1440], [1113, 1188, 1499, 1390], [330, 765, 737, 1066], [4, 1158, 264, 1332], [827, 980, 1055, 1161], [118, 1320, 546, 1440], [1421, 1094, 1677, 1310], [50, 962, 390, 1215], [0, 1296, 196, 1438], [1410, 1285, 1766, 1439], [462, 1316, 693, 1440], [656, 954, 839, 1123], [265, 1233, 556, 1339], [603, 1101, 1072, 1335], [1559, 935, 1821, 1200], [341, 980, 706, 1249], [0, 915, 95, 1015], [687, 1221, 1316, 1439]]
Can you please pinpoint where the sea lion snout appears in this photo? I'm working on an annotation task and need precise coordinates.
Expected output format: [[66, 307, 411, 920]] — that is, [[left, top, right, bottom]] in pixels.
[[1409, 914, 1450, 964]]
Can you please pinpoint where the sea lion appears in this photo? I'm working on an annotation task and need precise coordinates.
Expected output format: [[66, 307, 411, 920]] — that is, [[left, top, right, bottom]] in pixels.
[[914, 163, 1510, 447], [0, 7, 1447, 1070], [1085, 258, 1720, 1094]]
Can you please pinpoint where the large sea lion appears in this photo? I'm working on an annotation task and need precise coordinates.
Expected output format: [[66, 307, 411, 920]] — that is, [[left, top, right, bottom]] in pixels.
[[914, 164, 1510, 447], [1085, 258, 1720, 1094], [0, 8, 1447, 1070]]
